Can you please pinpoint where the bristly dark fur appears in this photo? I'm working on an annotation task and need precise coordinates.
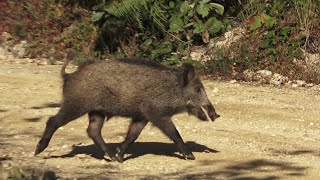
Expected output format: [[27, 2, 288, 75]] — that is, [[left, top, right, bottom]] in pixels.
[[77, 59, 97, 69], [35, 52, 219, 162], [117, 57, 170, 70], [61, 55, 193, 81], [74, 57, 170, 70]]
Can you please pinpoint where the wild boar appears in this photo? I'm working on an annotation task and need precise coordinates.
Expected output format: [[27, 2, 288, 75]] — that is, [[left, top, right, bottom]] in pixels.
[[35, 55, 219, 162]]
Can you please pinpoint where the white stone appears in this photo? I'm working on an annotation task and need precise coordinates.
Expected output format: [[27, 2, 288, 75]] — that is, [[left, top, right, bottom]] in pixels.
[[306, 83, 314, 87], [270, 73, 289, 86], [12, 41, 28, 58], [295, 80, 306, 87], [257, 70, 272, 77], [0, 32, 13, 43]]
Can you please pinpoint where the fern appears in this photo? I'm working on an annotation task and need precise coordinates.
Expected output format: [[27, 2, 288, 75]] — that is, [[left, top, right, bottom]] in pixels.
[[148, 1, 167, 32], [97, 0, 167, 32], [104, 0, 146, 29]]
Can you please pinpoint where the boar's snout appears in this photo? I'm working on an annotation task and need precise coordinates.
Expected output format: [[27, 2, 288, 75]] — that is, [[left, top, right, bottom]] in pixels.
[[187, 102, 220, 122], [200, 104, 220, 122]]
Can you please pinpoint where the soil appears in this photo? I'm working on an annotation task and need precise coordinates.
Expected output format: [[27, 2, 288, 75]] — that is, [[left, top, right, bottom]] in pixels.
[[0, 61, 320, 179]]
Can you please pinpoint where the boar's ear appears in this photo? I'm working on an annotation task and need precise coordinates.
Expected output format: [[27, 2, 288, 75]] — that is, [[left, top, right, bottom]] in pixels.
[[180, 62, 196, 87]]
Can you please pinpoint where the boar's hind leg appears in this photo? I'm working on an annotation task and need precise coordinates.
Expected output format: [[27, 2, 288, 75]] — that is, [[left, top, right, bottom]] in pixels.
[[115, 117, 148, 162], [150, 118, 195, 160], [87, 111, 115, 161], [35, 106, 84, 156]]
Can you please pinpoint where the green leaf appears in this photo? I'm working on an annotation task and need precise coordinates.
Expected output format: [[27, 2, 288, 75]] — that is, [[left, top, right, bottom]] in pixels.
[[92, 3, 106, 11], [249, 16, 262, 31], [187, 9, 194, 17], [281, 27, 291, 38], [266, 47, 277, 55], [264, 14, 276, 27], [205, 17, 223, 35], [193, 21, 205, 34], [209, 3, 224, 15], [151, 41, 173, 60], [169, 15, 184, 33], [91, 11, 105, 22], [196, 4, 210, 18], [169, 1, 175, 9], [143, 38, 153, 46], [266, 30, 276, 39], [180, 1, 190, 16], [162, 54, 181, 66]]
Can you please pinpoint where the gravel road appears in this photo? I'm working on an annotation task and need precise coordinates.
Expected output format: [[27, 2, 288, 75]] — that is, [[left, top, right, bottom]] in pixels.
[[0, 62, 320, 179]]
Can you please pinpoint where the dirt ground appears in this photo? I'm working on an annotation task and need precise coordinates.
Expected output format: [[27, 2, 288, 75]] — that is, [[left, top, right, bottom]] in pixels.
[[0, 61, 320, 179]]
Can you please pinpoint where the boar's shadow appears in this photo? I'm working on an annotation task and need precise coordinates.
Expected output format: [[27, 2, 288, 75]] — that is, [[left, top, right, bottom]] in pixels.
[[47, 141, 219, 161]]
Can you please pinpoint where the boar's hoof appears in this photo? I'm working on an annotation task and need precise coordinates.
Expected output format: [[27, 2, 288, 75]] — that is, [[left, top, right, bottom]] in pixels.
[[103, 154, 117, 162], [183, 153, 195, 160], [115, 147, 125, 163], [34, 139, 49, 156], [115, 154, 124, 163]]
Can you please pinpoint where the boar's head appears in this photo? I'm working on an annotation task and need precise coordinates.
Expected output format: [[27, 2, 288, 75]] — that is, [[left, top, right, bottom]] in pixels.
[[179, 63, 220, 122]]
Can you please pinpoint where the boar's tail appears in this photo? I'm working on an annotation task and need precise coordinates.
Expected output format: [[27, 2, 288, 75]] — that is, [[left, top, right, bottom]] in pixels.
[[61, 51, 76, 79]]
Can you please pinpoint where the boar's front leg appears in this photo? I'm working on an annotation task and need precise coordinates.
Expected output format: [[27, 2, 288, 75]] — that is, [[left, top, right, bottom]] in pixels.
[[115, 117, 148, 162], [150, 117, 195, 160], [87, 111, 115, 161], [35, 105, 85, 155]]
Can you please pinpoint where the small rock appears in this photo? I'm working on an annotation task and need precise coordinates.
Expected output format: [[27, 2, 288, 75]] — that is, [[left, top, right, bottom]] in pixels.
[[243, 69, 255, 81], [295, 80, 306, 87], [36, 58, 49, 65], [0, 32, 13, 43], [291, 83, 299, 88], [270, 73, 289, 86], [229, 79, 237, 84], [306, 83, 314, 87], [54, 61, 63, 65], [257, 70, 272, 77], [212, 87, 219, 93], [12, 41, 28, 58]]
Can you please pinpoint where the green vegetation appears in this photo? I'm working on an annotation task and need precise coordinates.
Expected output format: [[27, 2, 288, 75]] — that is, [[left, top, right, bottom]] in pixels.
[[205, 0, 319, 82], [91, 0, 225, 64], [1, 0, 319, 82]]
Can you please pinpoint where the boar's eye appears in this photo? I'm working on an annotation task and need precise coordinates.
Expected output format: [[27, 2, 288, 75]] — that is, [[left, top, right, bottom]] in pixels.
[[195, 87, 201, 93]]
